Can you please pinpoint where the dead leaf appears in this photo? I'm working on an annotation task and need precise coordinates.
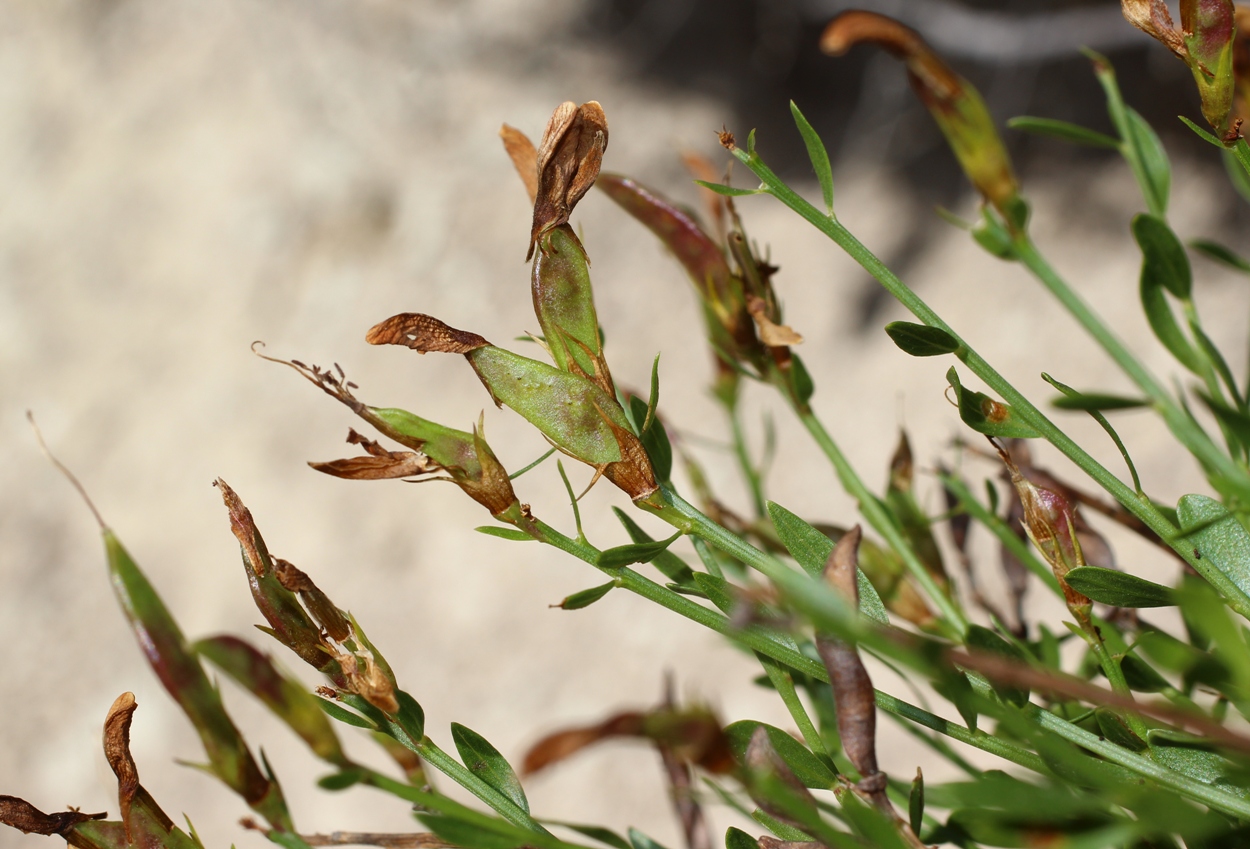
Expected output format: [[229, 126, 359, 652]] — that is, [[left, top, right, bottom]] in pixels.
[[0, 797, 103, 837], [500, 124, 539, 204], [103, 692, 140, 839], [746, 295, 803, 347], [366, 314, 490, 354]]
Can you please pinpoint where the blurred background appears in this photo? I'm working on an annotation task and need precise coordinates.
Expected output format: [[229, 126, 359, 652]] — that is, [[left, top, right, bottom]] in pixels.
[[2, 1, 1247, 848]]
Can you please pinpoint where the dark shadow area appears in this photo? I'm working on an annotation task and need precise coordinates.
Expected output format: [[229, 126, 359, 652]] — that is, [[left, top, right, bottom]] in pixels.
[[577, 0, 1245, 330]]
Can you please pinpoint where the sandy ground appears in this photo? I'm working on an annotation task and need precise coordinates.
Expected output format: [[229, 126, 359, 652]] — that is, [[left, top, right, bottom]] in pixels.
[[2, 2, 1247, 848]]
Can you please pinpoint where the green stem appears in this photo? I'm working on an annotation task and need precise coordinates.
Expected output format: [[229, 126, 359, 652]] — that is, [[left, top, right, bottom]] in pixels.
[[730, 404, 767, 518], [1016, 238, 1250, 493], [796, 408, 969, 636], [528, 509, 1250, 815], [757, 652, 835, 769], [414, 738, 548, 833], [735, 146, 1250, 619], [1087, 632, 1150, 741]]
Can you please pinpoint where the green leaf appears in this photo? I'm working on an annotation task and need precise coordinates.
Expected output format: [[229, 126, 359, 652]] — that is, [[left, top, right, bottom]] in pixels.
[[790, 101, 834, 215], [1178, 114, 1226, 148], [631, 389, 673, 484], [945, 367, 1041, 438], [611, 508, 694, 583], [417, 815, 523, 849], [475, 526, 533, 542], [1178, 494, 1250, 601], [1007, 116, 1120, 148], [1125, 107, 1171, 216], [532, 226, 603, 377], [970, 208, 1017, 260], [909, 769, 925, 837], [1133, 214, 1192, 299], [1224, 147, 1250, 203], [1050, 392, 1148, 411], [1190, 238, 1250, 274], [692, 572, 738, 615], [1197, 390, 1250, 451], [1192, 324, 1245, 409], [965, 625, 1029, 707], [394, 690, 426, 743], [317, 769, 365, 790], [597, 532, 683, 568], [1119, 653, 1171, 692], [451, 723, 529, 814], [1063, 567, 1174, 608], [1139, 263, 1202, 373], [694, 180, 764, 197], [628, 828, 673, 849], [548, 823, 631, 849], [725, 721, 837, 789], [1148, 732, 1250, 799], [194, 635, 347, 765], [315, 697, 376, 730], [766, 502, 889, 624], [884, 321, 960, 357], [556, 580, 616, 610], [788, 353, 815, 406], [1094, 708, 1147, 752], [724, 827, 758, 849]]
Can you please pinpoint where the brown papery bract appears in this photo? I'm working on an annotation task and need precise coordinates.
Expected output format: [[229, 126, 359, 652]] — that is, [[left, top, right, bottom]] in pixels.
[[528, 101, 608, 259], [821, 11, 962, 100], [365, 313, 490, 354], [0, 798, 103, 838], [311, 429, 439, 481], [103, 693, 142, 840], [273, 558, 352, 643], [522, 712, 645, 775], [500, 123, 539, 204]]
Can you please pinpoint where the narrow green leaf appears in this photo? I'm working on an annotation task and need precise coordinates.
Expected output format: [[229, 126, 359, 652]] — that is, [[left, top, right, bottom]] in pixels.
[[1133, 214, 1192, 299], [693, 180, 764, 197], [1198, 389, 1250, 452], [840, 792, 912, 849], [394, 690, 426, 743], [417, 814, 523, 849], [789, 353, 815, 405], [1190, 239, 1250, 274], [692, 572, 737, 615], [548, 823, 631, 849], [317, 769, 365, 790], [724, 721, 837, 789], [1192, 327, 1245, 410], [1139, 266, 1202, 373], [556, 580, 616, 610], [1064, 567, 1174, 608], [790, 101, 834, 215], [766, 501, 889, 624], [597, 532, 683, 568], [1094, 708, 1147, 752], [1041, 370, 1148, 494], [612, 508, 694, 583], [909, 769, 925, 836], [1050, 392, 1148, 411], [1178, 115, 1226, 148], [1177, 494, 1250, 601], [945, 368, 1041, 438], [1119, 653, 1171, 692], [631, 395, 672, 484], [1224, 146, 1250, 203], [315, 697, 376, 730], [1125, 107, 1171, 216], [884, 321, 960, 357], [194, 635, 347, 765], [965, 625, 1029, 707], [628, 828, 673, 849], [1007, 116, 1120, 149], [451, 723, 529, 814], [933, 670, 979, 732], [475, 526, 533, 542]]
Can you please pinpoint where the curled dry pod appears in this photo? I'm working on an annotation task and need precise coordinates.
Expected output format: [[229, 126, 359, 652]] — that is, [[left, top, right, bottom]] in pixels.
[[814, 527, 891, 810], [0, 798, 104, 843], [821, 11, 1020, 219], [527, 101, 608, 258], [367, 312, 657, 500]]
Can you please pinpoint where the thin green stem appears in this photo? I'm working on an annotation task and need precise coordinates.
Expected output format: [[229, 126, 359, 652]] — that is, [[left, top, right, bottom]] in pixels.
[[730, 405, 767, 518], [735, 147, 1250, 619], [796, 408, 969, 636], [757, 652, 835, 769], [1087, 634, 1150, 741]]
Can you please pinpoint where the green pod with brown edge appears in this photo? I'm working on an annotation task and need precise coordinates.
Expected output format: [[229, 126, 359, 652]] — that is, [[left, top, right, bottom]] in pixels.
[[366, 313, 657, 498], [1182, 0, 1237, 133], [532, 224, 610, 388], [105, 529, 293, 828]]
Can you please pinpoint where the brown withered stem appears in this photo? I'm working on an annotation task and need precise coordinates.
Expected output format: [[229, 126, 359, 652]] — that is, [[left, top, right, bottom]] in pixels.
[[526, 101, 608, 259], [658, 676, 711, 849], [103, 693, 144, 842]]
